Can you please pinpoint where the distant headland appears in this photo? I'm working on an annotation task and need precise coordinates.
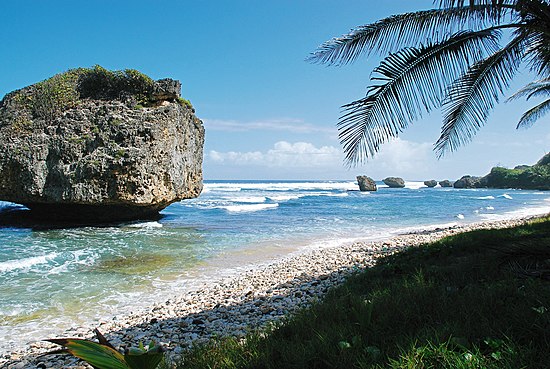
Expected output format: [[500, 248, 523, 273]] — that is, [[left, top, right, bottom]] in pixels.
[[357, 152, 550, 191]]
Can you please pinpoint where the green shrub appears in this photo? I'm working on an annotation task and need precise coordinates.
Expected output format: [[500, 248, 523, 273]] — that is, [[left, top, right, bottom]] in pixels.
[[7, 66, 190, 122], [177, 97, 193, 109], [77, 65, 154, 101], [485, 165, 550, 190], [26, 70, 80, 120]]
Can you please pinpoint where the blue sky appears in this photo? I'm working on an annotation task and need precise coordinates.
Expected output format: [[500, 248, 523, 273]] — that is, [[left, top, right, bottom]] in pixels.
[[1, 1, 549, 180]]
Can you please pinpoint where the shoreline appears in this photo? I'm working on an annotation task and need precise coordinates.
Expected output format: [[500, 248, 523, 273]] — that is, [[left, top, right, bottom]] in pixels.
[[1, 212, 549, 369]]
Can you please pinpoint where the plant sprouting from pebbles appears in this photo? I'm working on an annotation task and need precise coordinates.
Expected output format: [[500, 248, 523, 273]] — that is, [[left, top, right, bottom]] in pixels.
[[44, 329, 164, 369]]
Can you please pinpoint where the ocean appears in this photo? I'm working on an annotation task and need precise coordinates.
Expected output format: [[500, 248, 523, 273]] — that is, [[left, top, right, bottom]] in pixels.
[[1, 180, 550, 353]]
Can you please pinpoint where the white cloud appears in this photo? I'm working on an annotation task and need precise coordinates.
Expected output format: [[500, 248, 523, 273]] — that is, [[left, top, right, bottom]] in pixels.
[[203, 118, 334, 134], [370, 138, 433, 174], [209, 141, 342, 168]]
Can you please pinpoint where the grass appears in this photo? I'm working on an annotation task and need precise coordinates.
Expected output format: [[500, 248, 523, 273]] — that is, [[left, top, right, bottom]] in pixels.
[[174, 217, 550, 369]]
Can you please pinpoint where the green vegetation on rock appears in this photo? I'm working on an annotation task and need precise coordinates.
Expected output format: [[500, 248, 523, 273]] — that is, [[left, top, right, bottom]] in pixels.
[[76, 65, 154, 101], [8, 65, 184, 121], [177, 97, 193, 110], [177, 217, 550, 368], [484, 153, 550, 190]]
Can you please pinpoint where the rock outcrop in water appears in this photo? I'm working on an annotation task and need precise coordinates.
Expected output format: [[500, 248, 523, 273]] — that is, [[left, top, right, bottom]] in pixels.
[[439, 180, 453, 187], [383, 177, 405, 188], [453, 175, 485, 189], [424, 180, 437, 188], [356, 175, 377, 191], [0, 66, 204, 221]]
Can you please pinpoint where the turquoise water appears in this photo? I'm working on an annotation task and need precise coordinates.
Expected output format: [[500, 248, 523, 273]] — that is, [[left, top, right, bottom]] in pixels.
[[1, 180, 550, 353]]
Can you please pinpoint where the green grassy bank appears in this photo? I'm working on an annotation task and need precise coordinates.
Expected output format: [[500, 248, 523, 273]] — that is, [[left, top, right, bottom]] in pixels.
[[174, 217, 550, 369]]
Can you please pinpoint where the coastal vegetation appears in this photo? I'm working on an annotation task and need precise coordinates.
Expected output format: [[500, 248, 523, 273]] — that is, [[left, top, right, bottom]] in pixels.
[[8, 65, 183, 122], [309, 0, 550, 164], [176, 216, 550, 368]]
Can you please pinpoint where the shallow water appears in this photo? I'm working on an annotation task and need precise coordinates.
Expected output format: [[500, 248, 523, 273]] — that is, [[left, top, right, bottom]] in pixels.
[[1, 180, 549, 353]]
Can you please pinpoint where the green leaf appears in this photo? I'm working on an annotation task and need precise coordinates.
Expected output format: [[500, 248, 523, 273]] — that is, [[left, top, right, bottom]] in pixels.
[[124, 346, 164, 369], [47, 338, 130, 369]]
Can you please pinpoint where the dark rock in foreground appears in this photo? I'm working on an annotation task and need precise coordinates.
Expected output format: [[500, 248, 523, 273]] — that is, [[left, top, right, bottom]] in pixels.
[[424, 180, 437, 188], [0, 66, 204, 221], [356, 175, 377, 191], [383, 177, 405, 188], [439, 180, 453, 187]]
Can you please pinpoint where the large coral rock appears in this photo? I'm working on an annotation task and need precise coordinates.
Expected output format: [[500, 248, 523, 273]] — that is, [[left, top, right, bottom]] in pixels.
[[0, 68, 204, 221], [356, 175, 377, 191]]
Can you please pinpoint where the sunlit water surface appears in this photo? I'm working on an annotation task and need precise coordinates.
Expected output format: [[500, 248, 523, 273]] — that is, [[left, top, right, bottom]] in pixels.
[[1, 180, 549, 353]]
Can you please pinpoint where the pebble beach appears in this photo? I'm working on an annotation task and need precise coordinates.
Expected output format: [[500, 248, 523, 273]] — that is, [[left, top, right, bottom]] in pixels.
[[1, 214, 545, 369]]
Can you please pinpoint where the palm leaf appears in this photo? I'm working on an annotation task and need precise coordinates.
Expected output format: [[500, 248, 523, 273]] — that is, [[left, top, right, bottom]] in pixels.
[[338, 30, 499, 164], [436, 35, 525, 156], [507, 77, 550, 101], [46, 338, 130, 369], [307, 7, 502, 66], [516, 98, 550, 127], [436, 0, 517, 9]]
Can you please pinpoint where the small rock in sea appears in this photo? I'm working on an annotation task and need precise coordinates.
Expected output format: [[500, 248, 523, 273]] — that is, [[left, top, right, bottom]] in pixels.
[[383, 177, 406, 188], [424, 180, 437, 187]]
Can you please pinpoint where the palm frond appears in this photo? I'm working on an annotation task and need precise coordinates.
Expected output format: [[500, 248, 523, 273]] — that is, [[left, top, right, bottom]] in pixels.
[[436, 0, 518, 9], [507, 77, 550, 101], [436, 35, 524, 156], [516, 98, 550, 128], [522, 31, 550, 75], [307, 7, 501, 66], [436, 0, 518, 22], [338, 30, 500, 164], [515, 1, 550, 74]]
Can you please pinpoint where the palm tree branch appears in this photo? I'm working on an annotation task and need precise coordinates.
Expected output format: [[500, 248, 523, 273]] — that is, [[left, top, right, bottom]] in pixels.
[[507, 77, 550, 101], [436, 34, 525, 156], [517, 98, 550, 128], [338, 30, 500, 164], [307, 6, 508, 66]]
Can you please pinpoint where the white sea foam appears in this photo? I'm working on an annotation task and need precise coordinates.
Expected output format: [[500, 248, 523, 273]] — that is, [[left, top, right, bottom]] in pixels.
[[204, 181, 358, 192], [223, 203, 279, 213], [456, 214, 465, 219], [405, 181, 427, 189], [267, 194, 303, 201], [0, 253, 57, 273], [126, 221, 163, 228], [476, 196, 495, 200], [324, 192, 349, 197], [225, 196, 267, 203], [478, 203, 550, 221], [486, 206, 495, 210], [498, 194, 513, 199]]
